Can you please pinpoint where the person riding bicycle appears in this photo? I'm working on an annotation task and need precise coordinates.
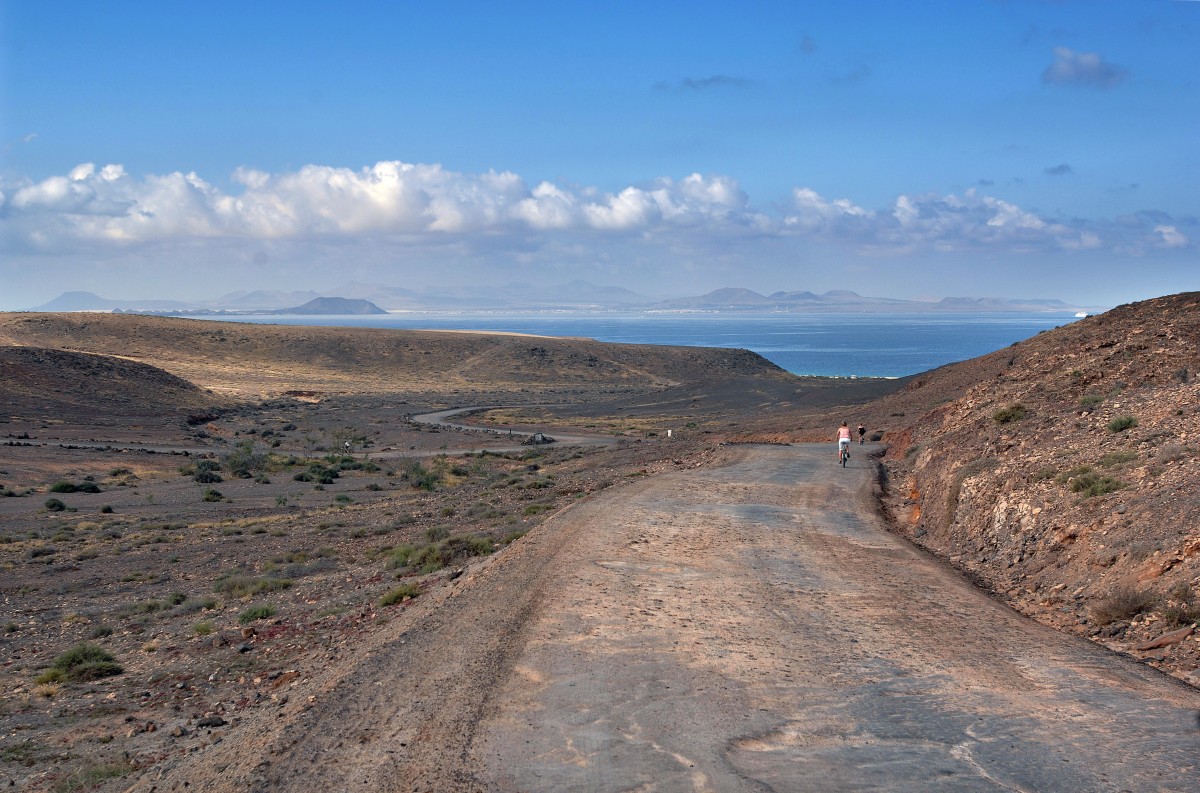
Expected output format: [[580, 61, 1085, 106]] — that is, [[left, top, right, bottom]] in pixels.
[[857, 424, 866, 445], [837, 421, 853, 461]]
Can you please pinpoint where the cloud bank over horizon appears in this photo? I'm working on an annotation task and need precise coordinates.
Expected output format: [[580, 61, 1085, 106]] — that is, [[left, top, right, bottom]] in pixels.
[[3, 160, 1189, 260]]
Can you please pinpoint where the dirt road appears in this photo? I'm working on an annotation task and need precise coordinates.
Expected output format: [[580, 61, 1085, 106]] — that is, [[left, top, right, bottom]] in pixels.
[[131, 444, 1200, 792]]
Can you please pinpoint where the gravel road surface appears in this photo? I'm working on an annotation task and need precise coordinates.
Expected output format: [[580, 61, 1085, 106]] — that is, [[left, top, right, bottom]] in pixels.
[[131, 444, 1200, 792]]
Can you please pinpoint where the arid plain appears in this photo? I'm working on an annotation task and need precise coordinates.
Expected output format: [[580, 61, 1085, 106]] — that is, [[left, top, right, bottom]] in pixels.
[[3, 303, 1200, 791]]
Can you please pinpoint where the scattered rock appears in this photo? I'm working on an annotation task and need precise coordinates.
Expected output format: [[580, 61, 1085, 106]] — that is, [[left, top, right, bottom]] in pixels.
[[1134, 625, 1195, 651]]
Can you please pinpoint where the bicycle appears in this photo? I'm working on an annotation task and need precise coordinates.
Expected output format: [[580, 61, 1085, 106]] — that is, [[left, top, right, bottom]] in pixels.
[[839, 443, 850, 467]]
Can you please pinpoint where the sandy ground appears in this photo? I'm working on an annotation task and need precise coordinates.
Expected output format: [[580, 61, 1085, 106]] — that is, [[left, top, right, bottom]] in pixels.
[[128, 444, 1200, 792]]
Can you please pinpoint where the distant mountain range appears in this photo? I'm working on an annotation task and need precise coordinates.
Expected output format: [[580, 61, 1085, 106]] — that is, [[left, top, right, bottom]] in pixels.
[[24, 284, 1104, 315]]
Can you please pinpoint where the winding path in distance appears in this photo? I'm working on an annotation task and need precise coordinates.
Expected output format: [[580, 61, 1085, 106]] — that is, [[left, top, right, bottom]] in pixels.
[[409, 406, 616, 451], [132, 443, 1200, 793]]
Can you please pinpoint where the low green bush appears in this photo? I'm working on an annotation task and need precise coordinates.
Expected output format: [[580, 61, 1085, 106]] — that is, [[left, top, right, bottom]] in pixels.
[[992, 404, 1028, 424], [214, 575, 292, 598], [38, 643, 123, 683], [1099, 450, 1137, 467], [380, 583, 421, 606], [1107, 415, 1138, 433], [1068, 473, 1124, 497], [238, 604, 275, 624]]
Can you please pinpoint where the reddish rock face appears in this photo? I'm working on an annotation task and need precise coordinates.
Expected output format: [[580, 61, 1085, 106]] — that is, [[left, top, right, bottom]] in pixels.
[[876, 292, 1200, 683]]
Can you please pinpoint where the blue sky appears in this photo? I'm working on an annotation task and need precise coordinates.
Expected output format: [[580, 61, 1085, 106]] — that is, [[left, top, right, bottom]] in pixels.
[[1, 0, 1197, 309]]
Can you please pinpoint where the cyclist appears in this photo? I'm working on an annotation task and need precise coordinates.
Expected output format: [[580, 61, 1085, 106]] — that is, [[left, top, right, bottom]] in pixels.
[[857, 424, 866, 445], [837, 421, 853, 462]]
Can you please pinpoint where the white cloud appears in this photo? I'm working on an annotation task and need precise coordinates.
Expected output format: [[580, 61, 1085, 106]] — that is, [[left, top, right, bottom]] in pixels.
[[1042, 46, 1128, 89], [0, 161, 1191, 259], [1153, 225, 1189, 248]]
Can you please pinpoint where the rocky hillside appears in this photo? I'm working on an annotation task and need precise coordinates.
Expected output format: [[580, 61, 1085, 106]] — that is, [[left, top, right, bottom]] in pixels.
[[880, 292, 1200, 684], [0, 346, 223, 422], [0, 313, 795, 405]]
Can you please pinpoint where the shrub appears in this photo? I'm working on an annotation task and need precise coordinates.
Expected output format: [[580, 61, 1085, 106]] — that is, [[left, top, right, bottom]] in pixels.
[[49, 481, 78, 493], [1031, 466, 1057, 482], [193, 621, 215, 636], [1107, 415, 1138, 433], [238, 604, 276, 624], [400, 461, 440, 491], [100, 505, 114, 514], [49, 759, 134, 791], [992, 404, 1028, 424], [1054, 465, 1093, 485], [224, 441, 268, 478], [1078, 394, 1104, 409], [294, 464, 337, 484], [76, 481, 101, 493], [214, 575, 292, 598], [1099, 450, 1137, 467], [380, 583, 422, 606], [194, 469, 223, 484], [1092, 587, 1158, 625], [40, 643, 123, 683], [387, 535, 495, 574], [1068, 474, 1124, 497], [334, 494, 352, 504], [202, 488, 224, 502], [44, 498, 66, 512]]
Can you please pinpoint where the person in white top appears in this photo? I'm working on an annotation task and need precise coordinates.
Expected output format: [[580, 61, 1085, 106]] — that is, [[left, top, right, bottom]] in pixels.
[[836, 421, 852, 460]]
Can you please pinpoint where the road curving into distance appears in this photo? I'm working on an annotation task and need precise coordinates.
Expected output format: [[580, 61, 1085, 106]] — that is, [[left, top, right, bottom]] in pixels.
[[132, 443, 1200, 792], [409, 405, 616, 450]]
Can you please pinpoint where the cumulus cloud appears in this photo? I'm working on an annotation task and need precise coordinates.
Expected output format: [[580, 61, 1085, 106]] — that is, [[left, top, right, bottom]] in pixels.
[[1153, 225, 1189, 248], [784, 187, 1107, 252], [1042, 46, 1128, 88], [0, 163, 766, 246], [0, 161, 1191, 259]]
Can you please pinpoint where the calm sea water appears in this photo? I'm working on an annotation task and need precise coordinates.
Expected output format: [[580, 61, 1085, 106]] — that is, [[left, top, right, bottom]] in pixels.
[[205, 312, 1079, 378]]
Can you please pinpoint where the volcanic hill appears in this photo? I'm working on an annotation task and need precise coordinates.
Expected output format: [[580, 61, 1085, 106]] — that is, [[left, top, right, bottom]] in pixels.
[[868, 292, 1200, 683]]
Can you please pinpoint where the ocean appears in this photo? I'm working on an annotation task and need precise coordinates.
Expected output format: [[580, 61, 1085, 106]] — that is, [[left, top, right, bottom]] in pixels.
[[205, 312, 1079, 379]]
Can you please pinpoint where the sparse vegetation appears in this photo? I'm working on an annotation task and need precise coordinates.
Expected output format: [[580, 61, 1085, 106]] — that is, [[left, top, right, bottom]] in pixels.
[[44, 498, 66, 512], [51, 759, 135, 792], [238, 604, 276, 624], [387, 534, 495, 574], [224, 440, 269, 478], [1107, 415, 1138, 433], [1069, 473, 1124, 497], [1092, 587, 1159, 625], [1098, 450, 1137, 467], [992, 404, 1028, 424], [1078, 393, 1104, 409], [381, 583, 422, 606], [214, 574, 292, 598], [400, 460, 440, 491], [1161, 583, 1200, 629], [37, 643, 123, 684]]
